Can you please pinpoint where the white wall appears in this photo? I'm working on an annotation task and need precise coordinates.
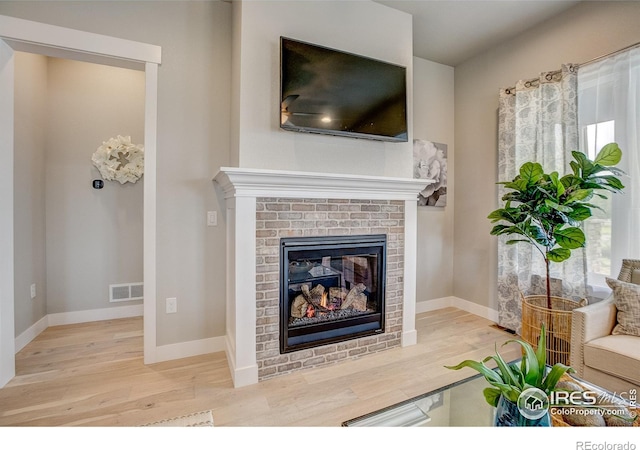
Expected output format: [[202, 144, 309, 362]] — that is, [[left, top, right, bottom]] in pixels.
[[232, 0, 414, 178], [0, 1, 232, 346], [13, 52, 47, 336], [413, 57, 455, 302], [454, 1, 640, 309]]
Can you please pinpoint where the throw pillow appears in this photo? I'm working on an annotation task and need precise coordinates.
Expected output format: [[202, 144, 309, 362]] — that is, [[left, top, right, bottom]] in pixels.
[[617, 259, 640, 285], [606, 277, 640, 337]]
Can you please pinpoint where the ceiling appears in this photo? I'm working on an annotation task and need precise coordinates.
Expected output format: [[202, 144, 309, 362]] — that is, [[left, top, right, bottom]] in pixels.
[[375, 0, 582, 66]]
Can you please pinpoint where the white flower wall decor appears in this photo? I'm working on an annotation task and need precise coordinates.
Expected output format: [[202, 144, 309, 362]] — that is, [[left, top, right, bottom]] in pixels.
[[413, 139, 448, 207], [92, 135, 144, 184]]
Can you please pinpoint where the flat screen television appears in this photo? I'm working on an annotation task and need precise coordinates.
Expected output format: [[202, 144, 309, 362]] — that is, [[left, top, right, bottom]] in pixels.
[[280, 37, 408, 143]]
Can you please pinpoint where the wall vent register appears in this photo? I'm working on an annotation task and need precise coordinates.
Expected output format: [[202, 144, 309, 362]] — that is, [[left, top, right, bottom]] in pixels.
[[109, 282, 143, 302]]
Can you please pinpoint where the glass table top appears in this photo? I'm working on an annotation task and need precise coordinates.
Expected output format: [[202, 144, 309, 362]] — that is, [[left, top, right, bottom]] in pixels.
[[342, 373, 494, 427], [342, 365, 637, 427]]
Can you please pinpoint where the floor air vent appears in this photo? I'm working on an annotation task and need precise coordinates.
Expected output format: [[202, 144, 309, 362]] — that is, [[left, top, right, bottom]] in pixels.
[[110, 282, 144, 302]]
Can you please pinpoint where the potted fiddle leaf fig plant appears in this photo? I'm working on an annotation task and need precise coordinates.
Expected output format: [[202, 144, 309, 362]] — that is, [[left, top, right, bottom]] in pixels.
[[445, 324, 574, 426], [488, 143, 625, 364]]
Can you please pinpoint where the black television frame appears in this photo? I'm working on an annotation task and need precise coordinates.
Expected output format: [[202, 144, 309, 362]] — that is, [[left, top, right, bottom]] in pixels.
[[279, 37, 408, 143]]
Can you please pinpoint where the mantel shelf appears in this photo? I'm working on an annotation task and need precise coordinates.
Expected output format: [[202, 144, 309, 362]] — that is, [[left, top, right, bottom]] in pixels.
[[213, 167, 433, 201]]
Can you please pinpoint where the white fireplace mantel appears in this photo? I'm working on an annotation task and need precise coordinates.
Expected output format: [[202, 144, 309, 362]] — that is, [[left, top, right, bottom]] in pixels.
[[214, 167, 431, 200], [213, 167, 432, 388]]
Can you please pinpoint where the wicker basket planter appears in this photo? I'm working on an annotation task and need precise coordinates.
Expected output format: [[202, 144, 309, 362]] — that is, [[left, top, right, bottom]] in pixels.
[[521, 294, 587, 366]]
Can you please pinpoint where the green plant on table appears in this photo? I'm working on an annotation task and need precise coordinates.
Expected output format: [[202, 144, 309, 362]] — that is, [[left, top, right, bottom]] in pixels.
[[445, 324, 574, 407]]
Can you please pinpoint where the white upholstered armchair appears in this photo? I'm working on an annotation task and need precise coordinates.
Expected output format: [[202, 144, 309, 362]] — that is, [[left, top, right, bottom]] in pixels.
[[570, 259, 640, 393]]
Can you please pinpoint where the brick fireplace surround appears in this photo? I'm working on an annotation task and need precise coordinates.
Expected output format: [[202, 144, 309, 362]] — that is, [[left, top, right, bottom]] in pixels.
[[214, 168, 430, 388]]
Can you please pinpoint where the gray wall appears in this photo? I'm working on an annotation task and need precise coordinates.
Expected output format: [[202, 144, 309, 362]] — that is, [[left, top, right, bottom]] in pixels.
[[45, 58, 144, 314], [454, 1, 640, 309], [413, 57, 455, 302], [13, 54, 145, 335], [1, 1, 233, 345], [13, 52, 47, 335]]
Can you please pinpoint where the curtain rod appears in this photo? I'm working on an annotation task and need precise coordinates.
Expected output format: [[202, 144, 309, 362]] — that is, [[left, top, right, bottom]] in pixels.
[[579, 41, 640, 67], [502, 41, 640, 93]]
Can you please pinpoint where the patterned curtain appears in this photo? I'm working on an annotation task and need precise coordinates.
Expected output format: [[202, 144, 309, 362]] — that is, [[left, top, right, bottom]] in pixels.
[[496, 64, 587, 334]]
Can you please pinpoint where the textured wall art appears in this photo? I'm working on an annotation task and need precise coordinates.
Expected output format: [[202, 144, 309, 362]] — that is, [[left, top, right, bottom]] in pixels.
[[92, 135, 144, 184], [413, 139, 447, 207]]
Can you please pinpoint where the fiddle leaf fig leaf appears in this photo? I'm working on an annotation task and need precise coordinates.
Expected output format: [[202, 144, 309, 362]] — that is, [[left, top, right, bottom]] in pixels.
[[548, 248, 571, 262], [505, 239, 531, 245], [528, 224, 548, 245], [565, 205, 592, 221], [572, 151, 597, 177], [549, 171, 565, 196], [594, 142, 622, 166], [544, 199, 572, 213], [519, 162, 544, 185], [566, 189, 592, 203], [555, 227, 585, 249], [570, 160, 580, 177], [598, 175, 625, 191]]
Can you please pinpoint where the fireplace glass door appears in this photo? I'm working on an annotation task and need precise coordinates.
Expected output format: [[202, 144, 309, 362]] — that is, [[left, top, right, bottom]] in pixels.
[[280, 235, 386, 353]]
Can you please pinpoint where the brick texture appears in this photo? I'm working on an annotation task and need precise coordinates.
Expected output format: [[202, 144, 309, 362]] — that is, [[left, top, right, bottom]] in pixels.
[[255, 198, 405, 381]]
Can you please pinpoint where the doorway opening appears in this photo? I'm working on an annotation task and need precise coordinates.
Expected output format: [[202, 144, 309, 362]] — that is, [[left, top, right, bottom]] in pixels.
[[0, 15, 161, 387], [13, 52, 145, 351]]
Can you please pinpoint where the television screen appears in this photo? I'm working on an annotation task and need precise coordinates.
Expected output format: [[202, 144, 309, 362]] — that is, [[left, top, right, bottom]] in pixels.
[[280, 37, 408, 143]]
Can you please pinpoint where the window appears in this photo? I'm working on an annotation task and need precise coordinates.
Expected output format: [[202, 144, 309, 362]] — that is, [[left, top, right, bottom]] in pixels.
[[578, 48, 640, 297], [581, 121, 615, 290]]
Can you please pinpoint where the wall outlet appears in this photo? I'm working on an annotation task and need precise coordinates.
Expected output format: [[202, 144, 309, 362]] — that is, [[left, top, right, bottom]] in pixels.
[[30, 283, 36, 299], [207, 211, 217, 227], [166, 297, 177, 314]]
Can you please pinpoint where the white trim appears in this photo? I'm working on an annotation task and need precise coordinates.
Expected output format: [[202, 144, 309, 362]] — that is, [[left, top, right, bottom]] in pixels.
[[0, 15, 161, 67], [0, 40, 15, 387], [402, 199, 418, 347], [416, 296, 500, 323], [0, 14, 162, 387], [155, 336, 226, 363], [416, 296, 454, 313], [224, 334, 258, 388], [48, 304, 143, 327], [14, 316, 48, 354], [214, 167, 432, 201], [143, 62, 159, 364], [14, 304, 143, 353]]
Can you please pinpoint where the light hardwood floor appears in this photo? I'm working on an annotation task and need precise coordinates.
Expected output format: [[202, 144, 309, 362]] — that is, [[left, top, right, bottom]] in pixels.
[[0, 307, 521, 426]]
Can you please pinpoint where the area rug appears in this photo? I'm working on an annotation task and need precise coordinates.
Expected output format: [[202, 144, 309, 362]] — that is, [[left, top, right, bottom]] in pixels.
[[141, 410, 214, 427]]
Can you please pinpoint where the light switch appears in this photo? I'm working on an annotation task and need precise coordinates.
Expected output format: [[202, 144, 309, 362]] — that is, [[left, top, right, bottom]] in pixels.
[[207, 211, 217, 227]]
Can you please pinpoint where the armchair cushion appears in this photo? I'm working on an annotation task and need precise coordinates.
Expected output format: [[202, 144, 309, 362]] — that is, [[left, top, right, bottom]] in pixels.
[[606, 277, 640, 337], [583, 334, 640, 385]]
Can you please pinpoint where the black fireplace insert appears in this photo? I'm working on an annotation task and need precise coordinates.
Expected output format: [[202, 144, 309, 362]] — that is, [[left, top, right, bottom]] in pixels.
[[280, 234, 387, 353]]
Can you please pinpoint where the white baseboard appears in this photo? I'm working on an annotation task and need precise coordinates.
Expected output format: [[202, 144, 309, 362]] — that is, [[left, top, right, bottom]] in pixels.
[[416, 296, 499, 323], [15, 303, 143, 354], [14, 315, 48, 353], [48, 303, 143, 327], [155, 335, 226, 363], [225, 334, 258, 388], [401, 329, 417, 347]]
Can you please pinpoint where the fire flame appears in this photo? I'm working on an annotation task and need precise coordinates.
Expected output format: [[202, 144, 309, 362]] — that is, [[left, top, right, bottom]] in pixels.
[[306, 304, 315, 318], [321, 292, 327, 308]]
